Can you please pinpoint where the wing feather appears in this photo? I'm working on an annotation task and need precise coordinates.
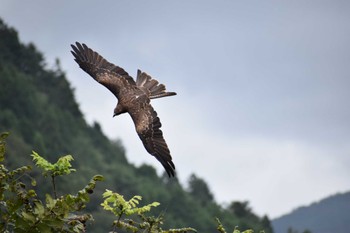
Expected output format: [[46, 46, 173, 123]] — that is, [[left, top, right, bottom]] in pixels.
[[129, 102, 175, 177], [71, 42, 136, 98]]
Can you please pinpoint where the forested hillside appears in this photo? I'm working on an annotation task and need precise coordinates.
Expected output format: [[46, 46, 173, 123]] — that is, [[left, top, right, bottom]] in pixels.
[[272, 191, 350, 233], [0, 18, 272, 232]]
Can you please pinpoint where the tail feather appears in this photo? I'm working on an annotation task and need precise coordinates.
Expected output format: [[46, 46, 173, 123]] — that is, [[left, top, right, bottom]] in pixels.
[[150, 91, 177, 99], [136, 70, 177, 99], [144, 79, 159, 90], [150, 84, 165, 94]]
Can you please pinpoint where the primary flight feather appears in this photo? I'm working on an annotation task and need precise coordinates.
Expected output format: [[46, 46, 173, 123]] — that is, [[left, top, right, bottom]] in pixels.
[[71, 42, 176, 177]]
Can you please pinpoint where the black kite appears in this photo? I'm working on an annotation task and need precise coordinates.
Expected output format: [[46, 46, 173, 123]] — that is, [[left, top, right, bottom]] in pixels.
[[71, 42, 176, 177]]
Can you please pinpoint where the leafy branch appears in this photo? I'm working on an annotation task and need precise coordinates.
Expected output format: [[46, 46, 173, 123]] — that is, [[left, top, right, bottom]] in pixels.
[[216, 218, 255, 233], [1, 136, 103, 233], [31, 151, 76, 198], [101, 189, 160, 217], [101, 189, 197, 233]]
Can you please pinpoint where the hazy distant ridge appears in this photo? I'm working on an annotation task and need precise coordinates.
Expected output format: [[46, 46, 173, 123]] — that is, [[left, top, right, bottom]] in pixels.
[[272, 191, 350, 233]]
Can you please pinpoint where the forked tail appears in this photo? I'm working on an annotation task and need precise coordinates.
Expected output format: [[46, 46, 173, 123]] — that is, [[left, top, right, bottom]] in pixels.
[[136, 70, 176, 99]]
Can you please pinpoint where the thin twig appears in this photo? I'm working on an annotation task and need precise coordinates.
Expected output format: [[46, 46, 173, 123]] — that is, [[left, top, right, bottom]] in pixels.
[[51, 175, 57, 199]]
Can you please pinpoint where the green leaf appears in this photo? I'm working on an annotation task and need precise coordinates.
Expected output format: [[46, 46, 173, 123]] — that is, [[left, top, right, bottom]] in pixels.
[[31, 151, 54, 176], [43, 219, 64, 228], [31, 177, 37, 186], [216, 218, 227, 233], [15, 217, 31, 231], [54, 154, 76, 176], [9, 165, 32, 177], [27, 189, 37, 198], [34, 201, 45, 218], [36, 223, 52, 233], [92, 174, 104, 181], [46, 194, 56, 209], [22, 211, 36, 223], [0, 132, 9, 141], [102, 189, 113, 198]]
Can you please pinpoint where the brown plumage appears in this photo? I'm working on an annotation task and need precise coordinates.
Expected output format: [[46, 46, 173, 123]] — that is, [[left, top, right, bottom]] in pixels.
[[71, 42, 176, 177]]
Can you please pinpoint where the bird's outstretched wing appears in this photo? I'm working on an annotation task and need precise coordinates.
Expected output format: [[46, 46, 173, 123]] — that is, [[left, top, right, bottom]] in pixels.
[[129, 101, 175, 177], [71, 42, 136, 98]]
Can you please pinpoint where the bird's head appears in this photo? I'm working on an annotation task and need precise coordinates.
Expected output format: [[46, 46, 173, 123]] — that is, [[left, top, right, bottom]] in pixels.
[[113, 103, 126, 117]]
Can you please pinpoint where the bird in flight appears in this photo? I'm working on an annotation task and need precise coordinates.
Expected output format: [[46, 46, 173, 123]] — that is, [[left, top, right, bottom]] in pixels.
[[71, 42, 176, 177]]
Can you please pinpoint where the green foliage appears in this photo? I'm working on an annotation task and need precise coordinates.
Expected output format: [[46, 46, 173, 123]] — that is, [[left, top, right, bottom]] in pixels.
[[102, 189, 196, 233], [0, 138, 103, 232], [1, 134, 196, 232], [216, 218, 254, 233], [31, 151, 78, 199], [101, 189, 160, 216], [31, 151, 76, 177]]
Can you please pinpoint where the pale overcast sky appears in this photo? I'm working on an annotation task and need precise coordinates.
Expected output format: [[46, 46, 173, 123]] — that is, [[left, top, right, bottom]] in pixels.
[[1, 0, 349, 218]]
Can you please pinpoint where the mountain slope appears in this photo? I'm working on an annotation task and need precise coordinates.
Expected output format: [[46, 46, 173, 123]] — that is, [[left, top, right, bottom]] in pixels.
[[272, 191, 350, 233], [0, 18, 272, 232]]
